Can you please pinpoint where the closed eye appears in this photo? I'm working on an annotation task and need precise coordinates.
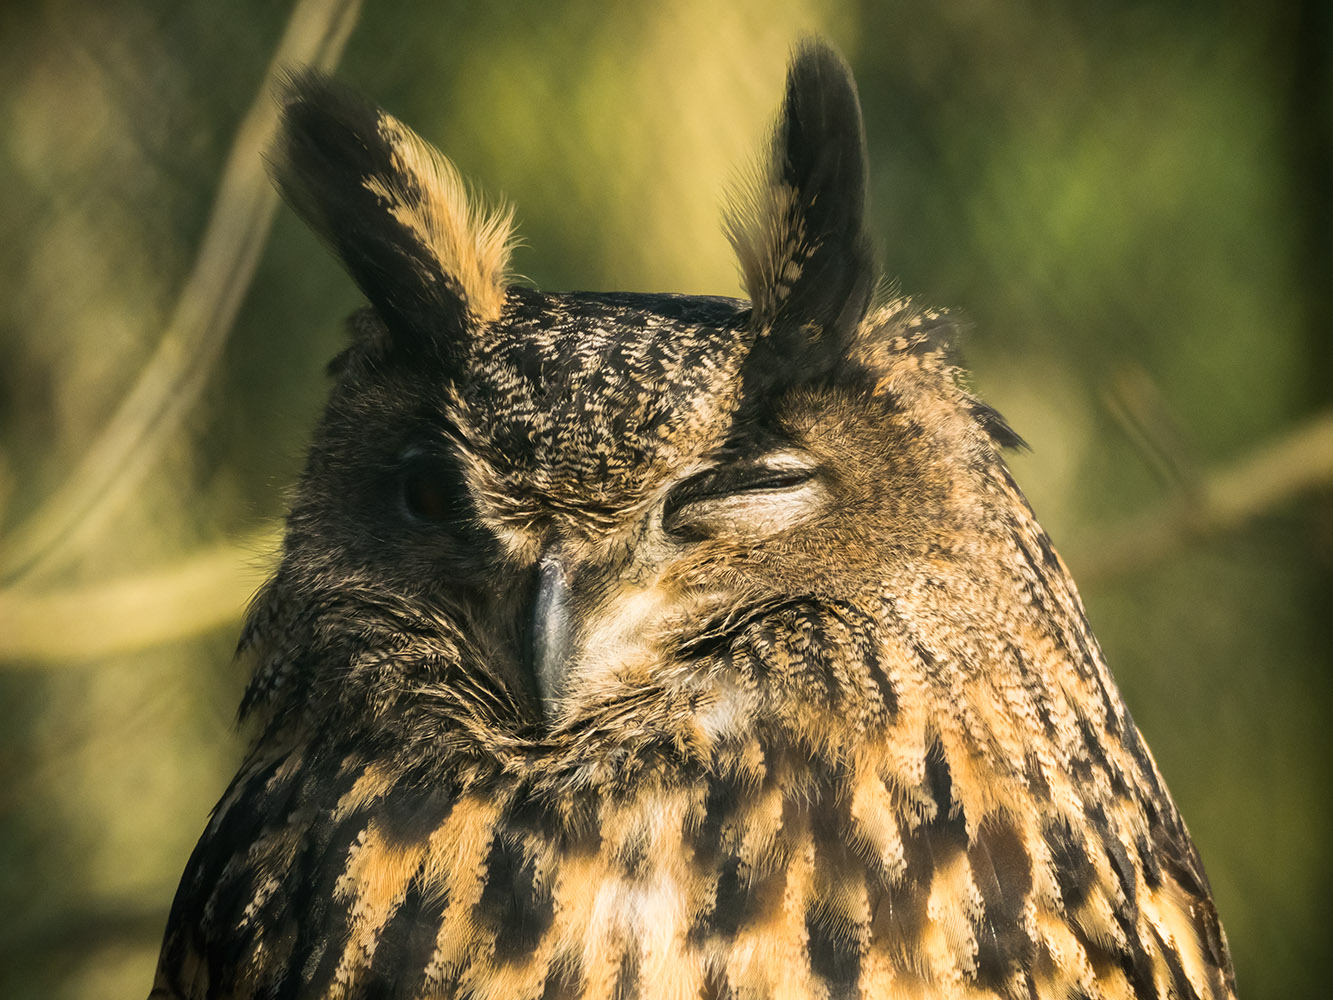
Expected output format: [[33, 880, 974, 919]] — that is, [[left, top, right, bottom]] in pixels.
[[662, 453, 821, 539]]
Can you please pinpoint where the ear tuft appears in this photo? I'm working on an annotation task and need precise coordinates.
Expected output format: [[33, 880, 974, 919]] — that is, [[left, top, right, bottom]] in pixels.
[[725, 39, 876, 377], [269, 71, 518, 344]]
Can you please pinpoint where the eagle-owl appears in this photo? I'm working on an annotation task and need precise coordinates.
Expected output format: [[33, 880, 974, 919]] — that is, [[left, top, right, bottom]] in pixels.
[[151, 40, 1237, 1000]]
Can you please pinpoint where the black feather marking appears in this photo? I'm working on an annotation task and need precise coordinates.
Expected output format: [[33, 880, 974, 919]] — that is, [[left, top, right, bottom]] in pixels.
[[693, 766, 789, 940], [474, 832, 555, 962], [969, 819, 1035, 988], [806, 904, 862, 998], [1136, 832, 1163, 890], [375, 780, 459, 846], [326, 307, 394, 374], [923, 739, 969, 848], [611, 945, 641, 1000], [1042, 816, 1095, 912], [1151, 819, 1234, 984], [708, 858, 789, 939], [542, 955, 586, 1000], [1121, 937, 1160, 1000], [693, 768, 744, 870], [364, 876, 442, 996], [700, 964, 730, 1000], [806, 766, 863, 998], [273, 806, 374, 998]]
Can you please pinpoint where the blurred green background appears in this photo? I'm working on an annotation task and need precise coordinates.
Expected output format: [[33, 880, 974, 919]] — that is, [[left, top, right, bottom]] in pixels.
[[1, 1, 1329, 997]]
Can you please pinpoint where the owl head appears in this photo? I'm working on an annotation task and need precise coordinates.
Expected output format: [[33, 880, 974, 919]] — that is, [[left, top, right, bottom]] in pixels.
[[245, 40, 1025, 773]]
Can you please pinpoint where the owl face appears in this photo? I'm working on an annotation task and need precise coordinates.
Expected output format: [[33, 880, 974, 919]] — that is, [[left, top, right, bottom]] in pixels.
[[254, 51, 1006, 739]]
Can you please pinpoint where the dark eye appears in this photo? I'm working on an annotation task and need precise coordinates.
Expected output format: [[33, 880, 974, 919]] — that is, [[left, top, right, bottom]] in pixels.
[[398, 449, 472, 529]]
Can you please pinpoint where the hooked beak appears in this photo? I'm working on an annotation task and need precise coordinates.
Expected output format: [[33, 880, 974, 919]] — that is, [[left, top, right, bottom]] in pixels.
[[529, 552, 574, 709]]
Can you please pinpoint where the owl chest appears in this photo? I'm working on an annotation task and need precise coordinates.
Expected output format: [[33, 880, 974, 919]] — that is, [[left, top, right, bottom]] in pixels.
[[205, 725, 1207, 1000], [375, 782, 844, 1000], [310, 750, 900, 995]]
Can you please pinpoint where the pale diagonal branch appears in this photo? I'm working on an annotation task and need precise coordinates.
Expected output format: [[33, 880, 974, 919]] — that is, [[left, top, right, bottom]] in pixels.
[[0, 0, 362, 586], [1073, 409, 1333, 582], [0, 524, 279, 663]]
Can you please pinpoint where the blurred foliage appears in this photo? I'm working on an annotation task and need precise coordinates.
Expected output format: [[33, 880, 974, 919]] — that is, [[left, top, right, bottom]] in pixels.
[[1, 2, 1329, 998]]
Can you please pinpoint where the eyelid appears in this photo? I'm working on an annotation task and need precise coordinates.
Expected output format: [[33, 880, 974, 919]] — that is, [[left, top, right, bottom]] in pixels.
[[681, 460, 815, 498], [662, 452, 819, 529]]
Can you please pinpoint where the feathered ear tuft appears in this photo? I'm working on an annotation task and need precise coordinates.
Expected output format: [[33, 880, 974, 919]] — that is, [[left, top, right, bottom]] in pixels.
[[268, 71, 517, 346], [725, 39, 876, 380]]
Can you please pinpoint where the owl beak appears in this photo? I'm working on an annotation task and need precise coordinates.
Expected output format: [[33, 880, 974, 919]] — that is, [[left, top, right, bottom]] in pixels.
[[529, 552, 574, 709]]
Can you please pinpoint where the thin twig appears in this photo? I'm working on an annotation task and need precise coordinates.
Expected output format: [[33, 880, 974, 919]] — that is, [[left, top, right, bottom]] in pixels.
[[1073, 409, 1333, 582], [0, 0, 362, 585]]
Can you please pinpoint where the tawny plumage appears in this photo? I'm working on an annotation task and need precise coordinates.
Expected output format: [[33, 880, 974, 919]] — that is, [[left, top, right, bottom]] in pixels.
[[150, 40, 1237, 1000]]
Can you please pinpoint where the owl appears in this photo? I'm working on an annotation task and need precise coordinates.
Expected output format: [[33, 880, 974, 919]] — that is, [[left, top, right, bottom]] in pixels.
[[150, 40, 1237, 1000]]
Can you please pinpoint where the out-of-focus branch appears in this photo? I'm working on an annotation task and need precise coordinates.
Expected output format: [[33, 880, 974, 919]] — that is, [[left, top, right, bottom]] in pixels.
[[0, 525, 280, 663], [0, 900, 168, 972], [1074, 409, 1333, 582], [0, 0, 362, 586]]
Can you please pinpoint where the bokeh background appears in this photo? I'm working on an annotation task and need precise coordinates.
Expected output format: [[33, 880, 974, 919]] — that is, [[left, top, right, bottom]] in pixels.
[[1, 1, 1329, 997]]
